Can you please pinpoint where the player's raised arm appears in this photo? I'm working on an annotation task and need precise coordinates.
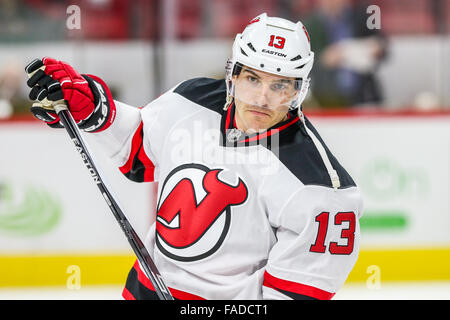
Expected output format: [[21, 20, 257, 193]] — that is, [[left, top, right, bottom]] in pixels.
[[25, 57, 157, 183]]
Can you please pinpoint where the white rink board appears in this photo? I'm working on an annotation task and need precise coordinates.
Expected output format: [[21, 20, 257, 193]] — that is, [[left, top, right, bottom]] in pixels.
[[0, 121, 156, 254]]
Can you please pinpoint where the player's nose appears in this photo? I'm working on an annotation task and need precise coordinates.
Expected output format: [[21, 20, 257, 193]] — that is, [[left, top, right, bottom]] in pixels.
[[254, 84, 271, 108]]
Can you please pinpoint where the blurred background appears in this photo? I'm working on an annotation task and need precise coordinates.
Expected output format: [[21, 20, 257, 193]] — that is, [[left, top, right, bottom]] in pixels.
[[0, 0, 449, 299]]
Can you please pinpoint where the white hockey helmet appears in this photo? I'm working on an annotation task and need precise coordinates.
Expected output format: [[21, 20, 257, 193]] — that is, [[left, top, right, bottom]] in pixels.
[[225, 13, 314, 111]]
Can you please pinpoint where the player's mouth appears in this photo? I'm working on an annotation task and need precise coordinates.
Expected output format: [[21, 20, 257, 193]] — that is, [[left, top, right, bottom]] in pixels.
[[247, 109, 271, 117]]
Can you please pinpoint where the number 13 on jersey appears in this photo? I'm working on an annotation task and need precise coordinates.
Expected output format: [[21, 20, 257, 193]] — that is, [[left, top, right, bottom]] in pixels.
[[310, 211, 356, 255]]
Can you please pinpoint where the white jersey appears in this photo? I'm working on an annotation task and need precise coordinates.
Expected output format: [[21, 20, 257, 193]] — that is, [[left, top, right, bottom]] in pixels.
[[90, 78, 363, 300]]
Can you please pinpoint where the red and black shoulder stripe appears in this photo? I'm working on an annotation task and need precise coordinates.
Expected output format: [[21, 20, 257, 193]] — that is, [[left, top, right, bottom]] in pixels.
[[119, 121, 155, 183]]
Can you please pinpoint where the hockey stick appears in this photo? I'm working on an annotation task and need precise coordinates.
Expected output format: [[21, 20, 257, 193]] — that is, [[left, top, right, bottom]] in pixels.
[[36, 99, 174, 300]]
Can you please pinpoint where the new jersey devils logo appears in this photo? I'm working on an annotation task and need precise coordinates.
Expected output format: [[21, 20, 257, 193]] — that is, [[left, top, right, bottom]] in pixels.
[[155, 163, 248, 261]]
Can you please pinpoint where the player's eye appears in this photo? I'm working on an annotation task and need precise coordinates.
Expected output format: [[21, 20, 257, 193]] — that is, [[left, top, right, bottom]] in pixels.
[[247, 76, 259, 84], [271, 82, 287, 91]]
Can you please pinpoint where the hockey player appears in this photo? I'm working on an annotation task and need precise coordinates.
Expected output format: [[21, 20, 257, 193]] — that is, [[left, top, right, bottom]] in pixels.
[[25, 13, 363, 300]]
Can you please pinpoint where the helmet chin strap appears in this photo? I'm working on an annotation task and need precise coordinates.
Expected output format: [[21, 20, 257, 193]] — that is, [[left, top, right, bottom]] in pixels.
[[295, 89, 341, 190], [299, 114, 341, 190], [289, 78, 341, 190], [223, 83, 234, 111]]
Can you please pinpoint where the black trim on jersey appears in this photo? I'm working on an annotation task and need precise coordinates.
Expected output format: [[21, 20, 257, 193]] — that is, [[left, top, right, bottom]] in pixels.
[[124, 267, 161, 300], [272, 128, 356, 188], [277, 116, 356, 189], [275, 288, 318, 300], [173, 77, 356, 189], [124, 152, 146, 182], [120, 122, 155, 183], [173, 77, 227, 115]]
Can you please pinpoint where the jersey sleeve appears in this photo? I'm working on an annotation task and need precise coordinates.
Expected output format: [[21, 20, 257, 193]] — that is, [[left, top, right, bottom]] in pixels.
[[88, 95, 166, 183], [263, 185, 363, 300]]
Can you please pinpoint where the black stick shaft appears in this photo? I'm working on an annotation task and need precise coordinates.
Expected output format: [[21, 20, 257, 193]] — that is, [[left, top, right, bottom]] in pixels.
[[58, 108, 173, 300]]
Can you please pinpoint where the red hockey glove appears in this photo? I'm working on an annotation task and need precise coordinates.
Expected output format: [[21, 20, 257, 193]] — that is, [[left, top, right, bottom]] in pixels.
[[25, 57, 116, 132]]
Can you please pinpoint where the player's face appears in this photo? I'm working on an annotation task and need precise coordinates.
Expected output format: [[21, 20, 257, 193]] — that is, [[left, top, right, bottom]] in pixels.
[[233, 66, 297, 133]]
